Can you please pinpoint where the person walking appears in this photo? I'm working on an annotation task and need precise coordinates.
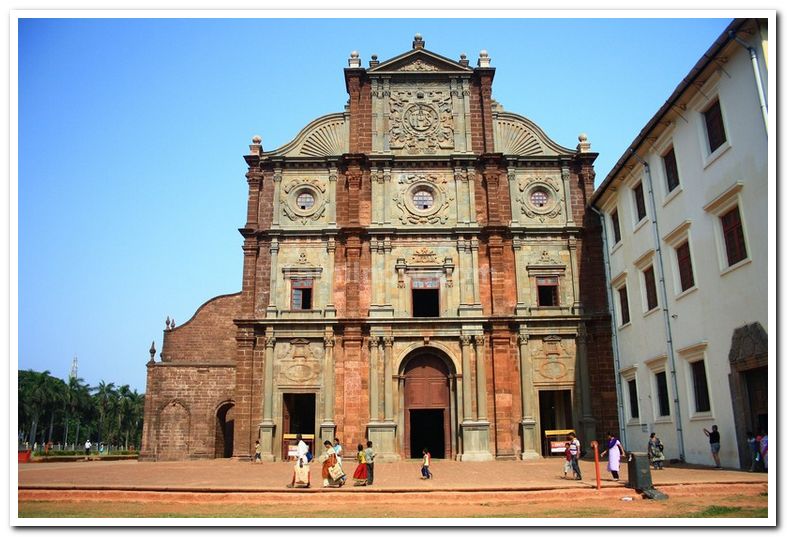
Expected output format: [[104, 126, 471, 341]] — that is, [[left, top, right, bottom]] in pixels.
[[703, 425, 722, 468], [746, 431, 760, 472], [320, 440, 345, 488], [562, 442, 573, 478], [254, 440, 262, 463], [364, 441, 376, 486], [567, 432, 582, 480], [333, 437, 346, 485], [760, 432, 768, 471], [84, 439, 92, 460], [420, 448, 432, 479], [352, 443, 369, 486], [287, 434, 311, 488], [647, 432, 665, 470], [600, 432, 625, 481]]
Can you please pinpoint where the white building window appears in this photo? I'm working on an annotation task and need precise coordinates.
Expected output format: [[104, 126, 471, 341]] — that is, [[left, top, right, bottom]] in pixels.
[[703, 182, 751, 274], [621, 368, 640, 424], [663, 220, 697, 298], [678, 342, 713, 420]]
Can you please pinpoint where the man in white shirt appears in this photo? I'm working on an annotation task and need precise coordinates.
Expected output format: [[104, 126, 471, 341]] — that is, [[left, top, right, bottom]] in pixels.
[[568, 432, 582, 480], [296, 434, 309, 465]]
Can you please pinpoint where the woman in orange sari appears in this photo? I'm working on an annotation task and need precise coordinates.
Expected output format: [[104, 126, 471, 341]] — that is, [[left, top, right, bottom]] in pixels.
[[321, 440, 345, 488]]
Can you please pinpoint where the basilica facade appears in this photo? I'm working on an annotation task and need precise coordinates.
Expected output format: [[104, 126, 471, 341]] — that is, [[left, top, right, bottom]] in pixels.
[[140, 36, 618, 462]]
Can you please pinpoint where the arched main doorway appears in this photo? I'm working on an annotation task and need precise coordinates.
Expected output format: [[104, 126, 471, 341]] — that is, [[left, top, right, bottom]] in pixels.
[[215, 402, 235, 458], [403, 353, 451, 459]]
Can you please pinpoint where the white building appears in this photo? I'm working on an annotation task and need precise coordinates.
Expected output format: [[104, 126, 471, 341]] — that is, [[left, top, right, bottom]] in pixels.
[[589, 18, 769, 469]]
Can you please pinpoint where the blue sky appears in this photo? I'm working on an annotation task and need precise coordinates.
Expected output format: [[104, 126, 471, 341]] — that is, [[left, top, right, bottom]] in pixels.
[[17, 16, 732, 392]]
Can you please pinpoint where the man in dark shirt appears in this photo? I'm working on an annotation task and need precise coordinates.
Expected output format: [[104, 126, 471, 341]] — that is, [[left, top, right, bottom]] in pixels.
[[703, 425, 721, 468]]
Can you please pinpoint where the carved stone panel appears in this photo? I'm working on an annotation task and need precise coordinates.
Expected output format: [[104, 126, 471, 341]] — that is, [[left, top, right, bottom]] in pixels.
[[531, 336, 576, 385], [392, 171, 454, 226], [515, 172, 566, 225], [280, 176, 328, 226], [275, 339, 323, 386], [389, 84, 454, 155]]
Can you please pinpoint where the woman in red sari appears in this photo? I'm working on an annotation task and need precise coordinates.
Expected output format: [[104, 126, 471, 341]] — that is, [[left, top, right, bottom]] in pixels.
[[352, 443, 368, 486]]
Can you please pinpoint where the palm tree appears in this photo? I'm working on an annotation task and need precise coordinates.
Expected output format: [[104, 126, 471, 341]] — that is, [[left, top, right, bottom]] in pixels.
[[92, 381, 116, 445], [63, 376, 90, 448], [22, 370, 59, 448]]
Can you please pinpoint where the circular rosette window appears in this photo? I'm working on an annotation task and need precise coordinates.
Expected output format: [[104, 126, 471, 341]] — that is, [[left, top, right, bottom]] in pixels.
[[524, 183, 559, 215], [403, 182, 443, 218], [287, 185, 323, 218]]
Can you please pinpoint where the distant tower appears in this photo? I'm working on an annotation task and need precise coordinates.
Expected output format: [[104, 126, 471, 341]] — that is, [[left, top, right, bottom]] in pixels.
[[69, 355, 78, 381]]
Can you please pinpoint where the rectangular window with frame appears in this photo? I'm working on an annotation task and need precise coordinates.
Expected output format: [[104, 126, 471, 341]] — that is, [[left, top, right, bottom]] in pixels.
[[618, 285, 630, 325], [643, 266, 658, 311], [655, 371, 670, 417], [663, 147, 680, 192], [627, 379, 639, 419], [536, 276, 559, 307], [291, 278, 313, 310], [610, 209, 622, 244], [691, 359, 711, 413], [676, 240, 695, 291], [721, 205, 747, 266], [633, 182, 647, 222], [704, 99, 727, 153], [412, 278, 440, 317]]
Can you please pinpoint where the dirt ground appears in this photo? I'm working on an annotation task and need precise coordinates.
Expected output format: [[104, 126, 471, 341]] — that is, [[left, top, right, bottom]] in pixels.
[[18, 483, 768, 519], [17, 458, 770, 520]]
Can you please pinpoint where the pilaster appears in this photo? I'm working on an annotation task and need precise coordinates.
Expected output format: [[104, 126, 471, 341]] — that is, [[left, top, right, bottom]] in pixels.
[[517, 330, 540, 459], [258, 330, 276, 461]]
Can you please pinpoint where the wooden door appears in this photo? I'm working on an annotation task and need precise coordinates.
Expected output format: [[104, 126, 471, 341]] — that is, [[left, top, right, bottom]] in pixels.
[[403, 354, 450, 459]]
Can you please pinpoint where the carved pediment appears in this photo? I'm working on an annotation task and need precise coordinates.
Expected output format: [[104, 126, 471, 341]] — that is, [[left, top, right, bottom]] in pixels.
[[276, 339, 322, 385], [368, 49, 471, 74]]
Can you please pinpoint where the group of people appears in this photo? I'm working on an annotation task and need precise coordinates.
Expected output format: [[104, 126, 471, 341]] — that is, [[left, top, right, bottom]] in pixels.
[[285, 435, 377, 489], [746, 430, 769, 472]]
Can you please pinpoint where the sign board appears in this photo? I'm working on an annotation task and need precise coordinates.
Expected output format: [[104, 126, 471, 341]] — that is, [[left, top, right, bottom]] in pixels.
[[287, 445, 299, 459], [550, 441, 568, 454]]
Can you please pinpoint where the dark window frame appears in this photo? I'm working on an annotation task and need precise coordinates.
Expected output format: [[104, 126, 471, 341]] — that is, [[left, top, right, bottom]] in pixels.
[[643, 266, 658, 311], [721, 205, 747, 266], [290, 278, 314, 310], [610, 209, 622, 244], [676, 240, 695, 292], [536, 276, 560, 307], [633, 182, 647, 222], [663, 147, 680, 192], [691, 359, 711, 413], [618, 285, 630, 325], [655, 371, 670, 417], [703, 99, 727, 153], [627, 378, 639, 419], [411, 278, 441, 318]]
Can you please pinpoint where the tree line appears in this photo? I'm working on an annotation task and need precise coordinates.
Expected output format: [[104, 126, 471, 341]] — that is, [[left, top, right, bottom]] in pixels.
[[18, 369, 145, 451]]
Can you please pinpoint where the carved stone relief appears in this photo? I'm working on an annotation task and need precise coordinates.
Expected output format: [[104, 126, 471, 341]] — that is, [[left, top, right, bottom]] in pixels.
[[276, 339, 323, 386], [531, 335, 575, 384], [389, 85, 454, 154], [280, 178, 327, 225], [392, 172, 453, 225], [516, 175, 564, 223], [397, 59, 440, 72]]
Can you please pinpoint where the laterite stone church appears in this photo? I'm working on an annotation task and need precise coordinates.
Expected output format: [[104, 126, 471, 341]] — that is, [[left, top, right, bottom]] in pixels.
[[140, 36, 618, 462]]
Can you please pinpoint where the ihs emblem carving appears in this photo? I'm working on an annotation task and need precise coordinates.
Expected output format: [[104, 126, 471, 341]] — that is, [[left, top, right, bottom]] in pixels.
[[389, 88, 454, 154]]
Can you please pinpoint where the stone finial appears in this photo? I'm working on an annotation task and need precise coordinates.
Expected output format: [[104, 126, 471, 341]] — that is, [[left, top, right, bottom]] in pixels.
[[149, 341, 156, 363], [459, 53, 469, 67], [249, 135, 262, 155], [413, 33, 424, 49], [165, 316, 171, 330], [369, 54, 379, 68], [171, 318, 176, 329], [348, 50, 361, 68], [477, 49, 491, 68], [577, 133, 592, 153]]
